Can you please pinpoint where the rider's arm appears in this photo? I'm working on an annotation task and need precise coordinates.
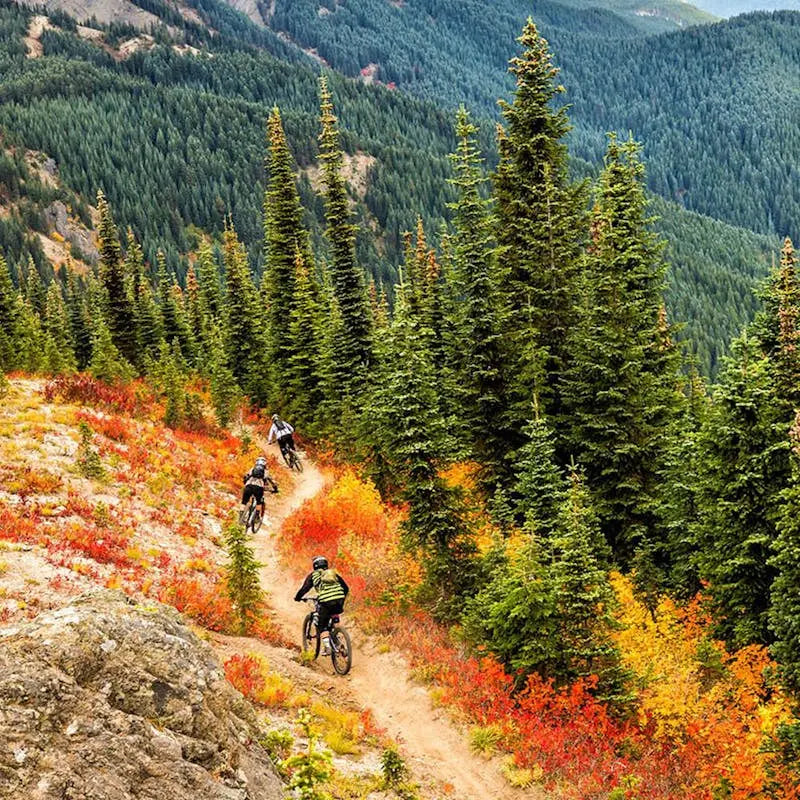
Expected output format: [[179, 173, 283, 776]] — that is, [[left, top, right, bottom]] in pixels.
[[266, 424, 276, 445], [286, 422, 295, 435], [294, 573, 314, 601], [337, 575, 350, 597], [243, 470, 251, 484]]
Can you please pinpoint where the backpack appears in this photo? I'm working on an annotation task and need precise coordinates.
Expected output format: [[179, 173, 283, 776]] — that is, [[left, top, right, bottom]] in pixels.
[[251, 463, 266, 480], [319, 568, 339, 587]]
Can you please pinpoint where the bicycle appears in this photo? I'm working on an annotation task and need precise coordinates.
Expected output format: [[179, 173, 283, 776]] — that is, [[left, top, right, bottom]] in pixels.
[[280, 440, 303, 473], [300, 596, 352, 675], [240, 494, 263, 534]]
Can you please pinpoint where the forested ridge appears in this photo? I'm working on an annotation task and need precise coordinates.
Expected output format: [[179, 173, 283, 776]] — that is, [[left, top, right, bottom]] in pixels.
[[0, 0, 783, 374], [4, 16, 800, 795]]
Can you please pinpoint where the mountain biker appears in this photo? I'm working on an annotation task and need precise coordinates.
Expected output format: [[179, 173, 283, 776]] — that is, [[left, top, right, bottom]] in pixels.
[[294, 555, 349, 655], [267, 413, 296, 463], [241, 456, 278, 522]]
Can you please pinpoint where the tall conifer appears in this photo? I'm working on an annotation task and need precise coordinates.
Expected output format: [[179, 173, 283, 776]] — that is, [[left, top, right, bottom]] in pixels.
[[318, 77, 372, 399]]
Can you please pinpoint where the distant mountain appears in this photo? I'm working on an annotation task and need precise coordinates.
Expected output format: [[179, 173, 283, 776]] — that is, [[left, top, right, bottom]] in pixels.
[[691, 0, 800, 15]]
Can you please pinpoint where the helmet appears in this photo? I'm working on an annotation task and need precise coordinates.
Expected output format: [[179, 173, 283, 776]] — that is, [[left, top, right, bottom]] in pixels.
[[312, 555, 328, 571], [271, 413, 280, 422], [255, 456, 267, 467]]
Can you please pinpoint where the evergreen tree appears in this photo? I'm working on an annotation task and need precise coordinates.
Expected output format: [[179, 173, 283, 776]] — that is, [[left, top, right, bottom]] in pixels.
[[492, 19, 587, 437], [89, 315, 134, 384], [696, 334, 789, 646], [513, 406, 566, 539], [97, 190, 137, 366], [548, 471, 623, 699], [263, 106, 313, 400], [208, 323, 240, 429], [561, 136, 680, 567], [318, 77, 372, 400], [221, 224, 262, 397], [286, 249, 325, 428], [447, 108, 510, 490], [42, 281, 77, 375], [770, 413, 800, 696], [0, 253, 20, 371], [369, 282, 476, 619], [196, 240, 222, 325], [65, 270, 93, 370], [224, 519, 264, 635], [22, 256, 46, 318]]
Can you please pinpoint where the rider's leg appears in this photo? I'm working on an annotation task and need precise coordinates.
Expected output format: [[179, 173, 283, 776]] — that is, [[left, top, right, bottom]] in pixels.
[[317, 604, 333, 654]]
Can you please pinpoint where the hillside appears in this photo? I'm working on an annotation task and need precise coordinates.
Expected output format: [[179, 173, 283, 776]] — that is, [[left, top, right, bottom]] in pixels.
[[0, 0, 782, 372]]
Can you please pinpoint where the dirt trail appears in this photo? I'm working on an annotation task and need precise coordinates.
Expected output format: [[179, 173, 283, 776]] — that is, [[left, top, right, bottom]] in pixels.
[[24, 15, 51, 58], [251, 459, 535, 800]]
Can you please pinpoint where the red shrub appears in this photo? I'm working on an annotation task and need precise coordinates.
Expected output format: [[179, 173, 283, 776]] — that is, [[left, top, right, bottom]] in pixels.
[[157, 574, 234, 632], [224, 654, 265, 699], [44, 374, 155, 416]]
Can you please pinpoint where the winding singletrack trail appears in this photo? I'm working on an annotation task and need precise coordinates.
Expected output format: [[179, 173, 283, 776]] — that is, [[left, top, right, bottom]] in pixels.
[[251, 457, 537, 800]]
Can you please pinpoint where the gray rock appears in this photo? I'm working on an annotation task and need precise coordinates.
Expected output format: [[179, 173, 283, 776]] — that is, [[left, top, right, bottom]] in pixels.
[[0, 590, 284, 800]]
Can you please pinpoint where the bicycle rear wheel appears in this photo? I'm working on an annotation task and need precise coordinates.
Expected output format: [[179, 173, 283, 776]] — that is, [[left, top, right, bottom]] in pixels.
[[291, 450, 303, 473], [330, 626, 352, 675], [302, 613, 320, 659], [251, 508, 262, 534]]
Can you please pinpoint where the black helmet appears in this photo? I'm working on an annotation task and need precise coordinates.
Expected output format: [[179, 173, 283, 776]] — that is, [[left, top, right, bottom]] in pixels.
[[312, 555, 328, 571]]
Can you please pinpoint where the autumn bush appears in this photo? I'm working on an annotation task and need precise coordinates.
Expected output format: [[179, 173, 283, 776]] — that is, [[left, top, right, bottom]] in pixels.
[[280, 469, 800, 800]]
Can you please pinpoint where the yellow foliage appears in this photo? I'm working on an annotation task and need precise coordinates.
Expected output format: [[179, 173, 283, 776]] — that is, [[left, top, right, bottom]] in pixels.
[[311, 701, 364, 755]]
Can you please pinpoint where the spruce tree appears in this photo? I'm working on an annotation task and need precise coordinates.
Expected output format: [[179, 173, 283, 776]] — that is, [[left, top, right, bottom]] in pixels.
[[561, 136, 680, 567], [208, 323, 240, 429], [89, 315, 134, 384], [770, 415, 800, 695], [224, 519, 264, 635], [549, 471, 623, 698], [513, 406, 566, 539], [42, 282, 77, 375], [0, 253, 20, 371], [369, 282, 476, 619], [286, 249, 325, 428], [318, 77, 372, 400], [23, 256, 46, 319], [447, 108, 511, 490], [97, 190, 137, 366], [492, 20, 587, 436], [696, 334, 789, 646], [263, 106, 313, 400], [65, 270, 93, 370], [221, 224, 262, 397], [196, 240, 222, 325]]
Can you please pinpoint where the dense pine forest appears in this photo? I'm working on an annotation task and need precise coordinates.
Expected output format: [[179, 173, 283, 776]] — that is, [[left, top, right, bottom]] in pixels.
[[5, 0, 800, 790], [0, 0, 786, 374]]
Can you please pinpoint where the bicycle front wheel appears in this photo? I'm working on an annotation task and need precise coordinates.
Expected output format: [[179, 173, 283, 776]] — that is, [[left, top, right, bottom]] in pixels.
[[302, 613, 320, 660], [330, 626, 352, 675]]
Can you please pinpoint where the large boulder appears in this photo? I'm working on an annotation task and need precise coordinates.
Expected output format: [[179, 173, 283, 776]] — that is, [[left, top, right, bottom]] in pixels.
[[0, 591, 284, 800]]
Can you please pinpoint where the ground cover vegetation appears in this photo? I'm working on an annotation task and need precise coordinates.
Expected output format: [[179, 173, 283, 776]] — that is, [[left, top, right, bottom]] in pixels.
[[3, 13, 800, 798]]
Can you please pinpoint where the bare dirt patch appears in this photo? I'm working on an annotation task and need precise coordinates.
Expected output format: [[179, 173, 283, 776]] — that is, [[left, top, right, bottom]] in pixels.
[[24, 15, 53, 59], [305, 150, 377, 202]]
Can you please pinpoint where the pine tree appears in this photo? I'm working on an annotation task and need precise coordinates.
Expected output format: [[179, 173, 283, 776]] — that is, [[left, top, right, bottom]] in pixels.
[[42, 281, 77, 374], [208, 323, 240, 429], [89, 315, 134, 384], [286, 249, 324, 428], [513, 405, 566, 538], [0, 253, 20, 371], [462, 532, 555, 676], [447, 108, 511, 490], [224, 519, 264, 634], [696, 334, 789, 646], [221, 224, 263, 398], [369, 282, 476, 619], [134, 275, 164, 363], [263, 106, 314, 400], [196, 240, 222, 325], [561, 136, 680, 567], [97, 190, 137, 366], [22, 256, 46, 319], [318, 77, 372, 400], [65, 270, 93, 370], [492, 20, 588, 433], [549, 471, 623, 699]]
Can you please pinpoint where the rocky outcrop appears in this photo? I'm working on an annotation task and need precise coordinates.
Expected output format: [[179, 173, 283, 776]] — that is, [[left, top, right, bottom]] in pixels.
[[43, 200, 99, 263], [0, 591, 284, 800]]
